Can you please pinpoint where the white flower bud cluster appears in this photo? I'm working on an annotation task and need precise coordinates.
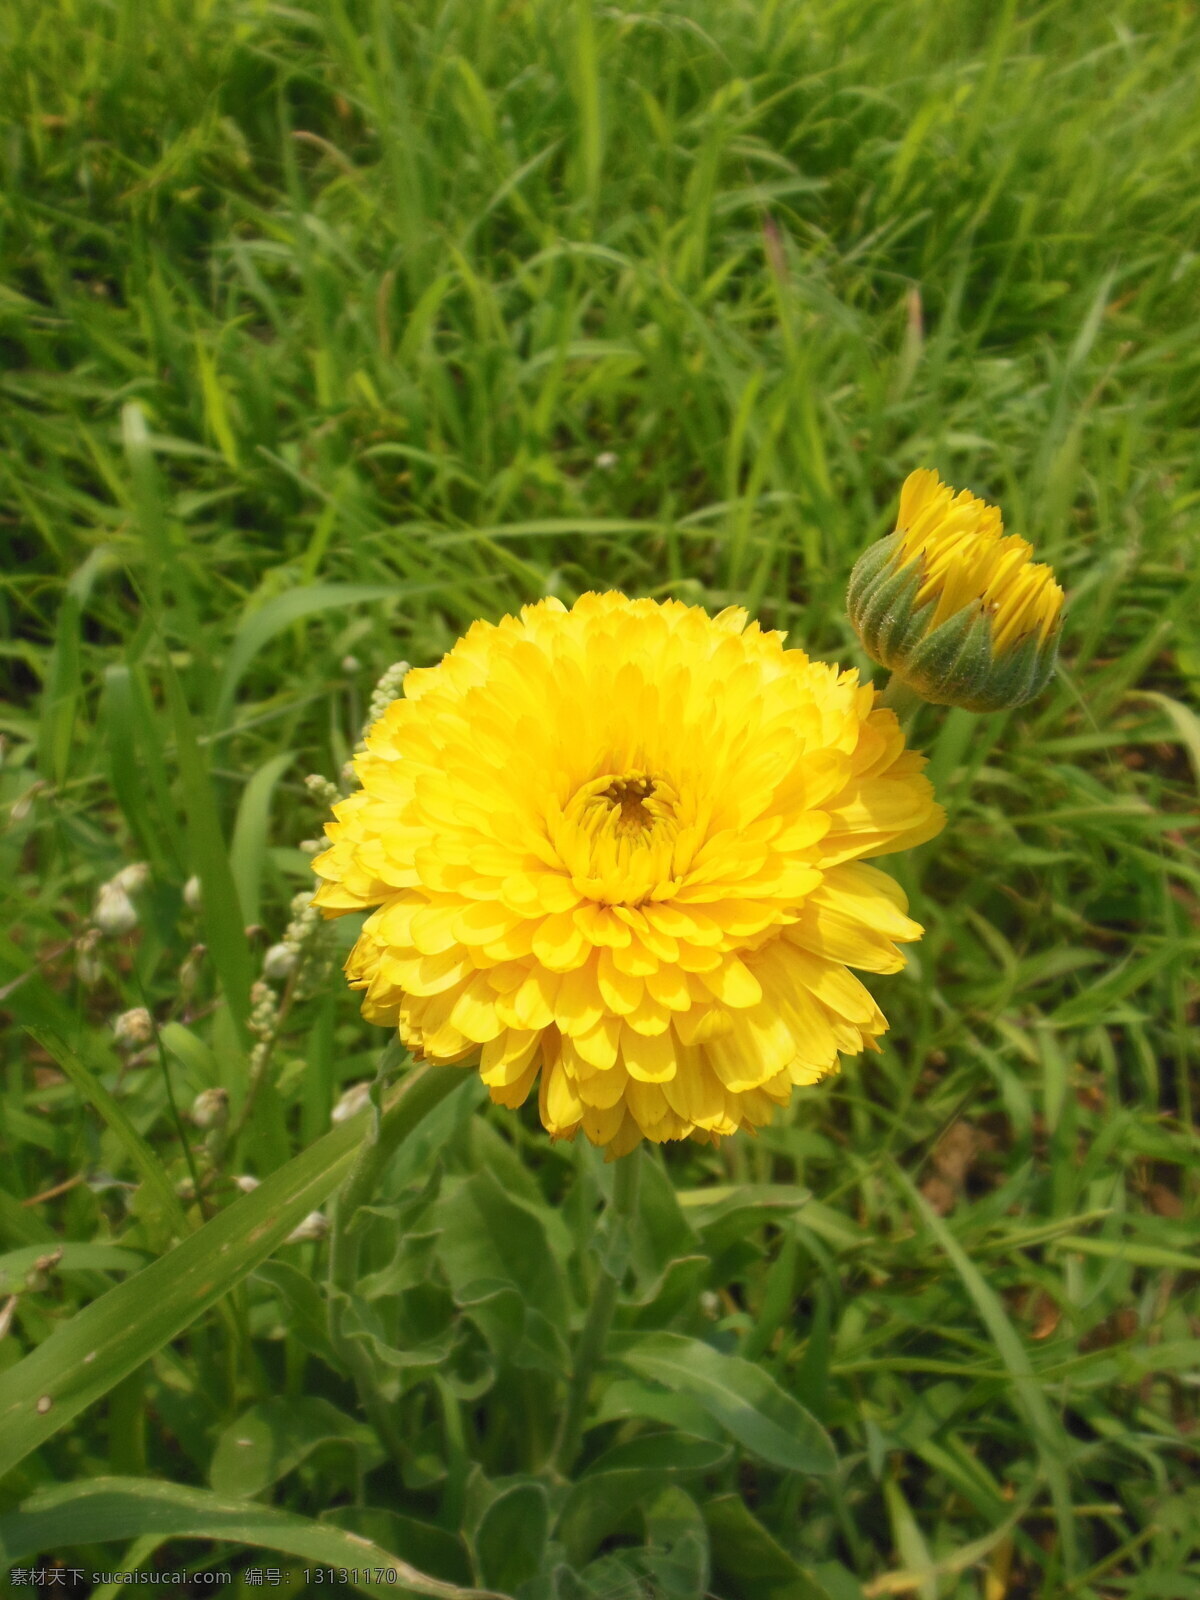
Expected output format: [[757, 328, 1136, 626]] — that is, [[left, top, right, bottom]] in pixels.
[[92, 862, 150, 937], [262, 942, 298, 981], [190, 1086, 229, 1129], [183, 875, 203, 910], [249, 980, 279, 1042], [266, 888, 333, 1003], [304, 773, 341, 807], [362, 660, 410, 739], [112, 1007, 154, 1051]]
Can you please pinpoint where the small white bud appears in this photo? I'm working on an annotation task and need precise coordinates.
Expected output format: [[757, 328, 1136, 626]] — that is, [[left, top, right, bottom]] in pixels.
[[262, 943, 298, 981], [75, 929, 103, 987], [331, 1081, 373, 1124], [304, 773, 341, 806], [340, 655, 361, 673], [112, 1008, 154, 1050], [183, 875, 203, 910], [299, 839, 323, 855], [112, 861, 150, 895], [595, 451, 618, 470], [285, 1210, 329, 1244], [699, 1290, 721, 1319], [233, 1174, 261, 1194], [179, 943, 205, 997], [94, 883, 138, 936], [190, 1087, 229, 1129]]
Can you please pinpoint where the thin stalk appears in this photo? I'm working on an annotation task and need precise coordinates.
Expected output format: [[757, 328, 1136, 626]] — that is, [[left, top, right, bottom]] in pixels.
[[551, 1150, 641, 1477]]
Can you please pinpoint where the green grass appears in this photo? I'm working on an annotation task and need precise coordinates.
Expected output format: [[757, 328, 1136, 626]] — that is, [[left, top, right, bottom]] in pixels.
[[2, 0, 1199, 1595]]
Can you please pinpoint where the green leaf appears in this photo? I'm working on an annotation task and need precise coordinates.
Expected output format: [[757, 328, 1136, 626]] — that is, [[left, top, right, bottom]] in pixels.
[[0, 1477, 507, 1600], [556, 1469, 656, 1567], [581, 1431, 731, 1478], [209, 1397, 382, 1498], [641, 1486, 710, 1600], [37, 591, 81, 791], [0, 1067, 462, 1480], [705, 1495, 845, 1600], [432, 1168, 570, 1339], [214, 583, 401, 730], [161, 650, 256, 1041], [474, 1481, 550, 1591], [323, 1508, 473, 1589], [612, 1331, 835, 1474], [229, 749, 296, 928], [104, 664, 176, 878]]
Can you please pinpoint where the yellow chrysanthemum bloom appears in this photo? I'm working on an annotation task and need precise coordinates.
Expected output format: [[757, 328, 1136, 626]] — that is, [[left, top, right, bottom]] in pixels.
[[848, 469, 1064, 712], [312, 593, 945, 1159]]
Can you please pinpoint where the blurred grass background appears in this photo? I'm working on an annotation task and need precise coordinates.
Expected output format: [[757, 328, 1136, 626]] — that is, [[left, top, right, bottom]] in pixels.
[[2, 0, 1199, 1595]]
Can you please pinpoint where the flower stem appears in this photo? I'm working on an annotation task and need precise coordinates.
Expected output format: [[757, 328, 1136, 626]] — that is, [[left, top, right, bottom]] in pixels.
[[552, 1149, 641, 1477], [878, 674, 923, 722]]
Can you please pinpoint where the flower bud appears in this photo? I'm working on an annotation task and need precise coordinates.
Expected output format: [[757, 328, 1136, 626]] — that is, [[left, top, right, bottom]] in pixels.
[[233, 1173, 261, 1194], [94, 883, 138, 936], [179, 943, 206, 999], [75, 929, 103, 988], [262, 942, 298, 981], [331, 1080, 372, 1124], [183, 875, 203, 910], [112, 861, 151, 895], [848, 469, 1064, 713], [285, 1210, 329, 1244], [190, 1086, 229, 1129], [112, 1007, 154, 1050]]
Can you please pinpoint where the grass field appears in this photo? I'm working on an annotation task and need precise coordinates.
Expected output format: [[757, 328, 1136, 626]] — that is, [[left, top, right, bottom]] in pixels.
[[2, 0, 1200, 1595]]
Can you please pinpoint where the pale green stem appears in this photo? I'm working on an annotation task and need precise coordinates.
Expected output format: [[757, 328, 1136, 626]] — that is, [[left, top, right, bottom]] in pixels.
[[552, 1150, 642, 1477], [878, 674, 923, 723]]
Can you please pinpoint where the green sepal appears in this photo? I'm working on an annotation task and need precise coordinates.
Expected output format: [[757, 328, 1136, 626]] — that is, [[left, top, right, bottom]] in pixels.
[[902, 604, 995, 706], [847, 538, 932, 669], [846, 533, 906, 627]]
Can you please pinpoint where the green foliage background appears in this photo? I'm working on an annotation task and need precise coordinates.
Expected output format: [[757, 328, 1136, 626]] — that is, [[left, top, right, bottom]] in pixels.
[[1, 0, 1198, 1595]]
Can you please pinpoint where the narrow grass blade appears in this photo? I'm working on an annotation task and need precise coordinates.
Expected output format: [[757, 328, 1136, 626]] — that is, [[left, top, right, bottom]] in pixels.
[[889, 1163, 1078, 1573], [26, 1028, 190, 1240], [229, 750, 295, 928], [161, 651, 256, 1040]]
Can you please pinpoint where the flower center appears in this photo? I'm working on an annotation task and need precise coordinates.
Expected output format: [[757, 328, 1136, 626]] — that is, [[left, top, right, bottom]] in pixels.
[[601, 774, 657, 835], [556, 769, 682, 905]]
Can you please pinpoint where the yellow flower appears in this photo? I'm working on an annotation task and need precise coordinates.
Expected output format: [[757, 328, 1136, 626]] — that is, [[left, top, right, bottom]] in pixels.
[[312, 593, 944, 1158], [848, 469, 1064, 712]]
